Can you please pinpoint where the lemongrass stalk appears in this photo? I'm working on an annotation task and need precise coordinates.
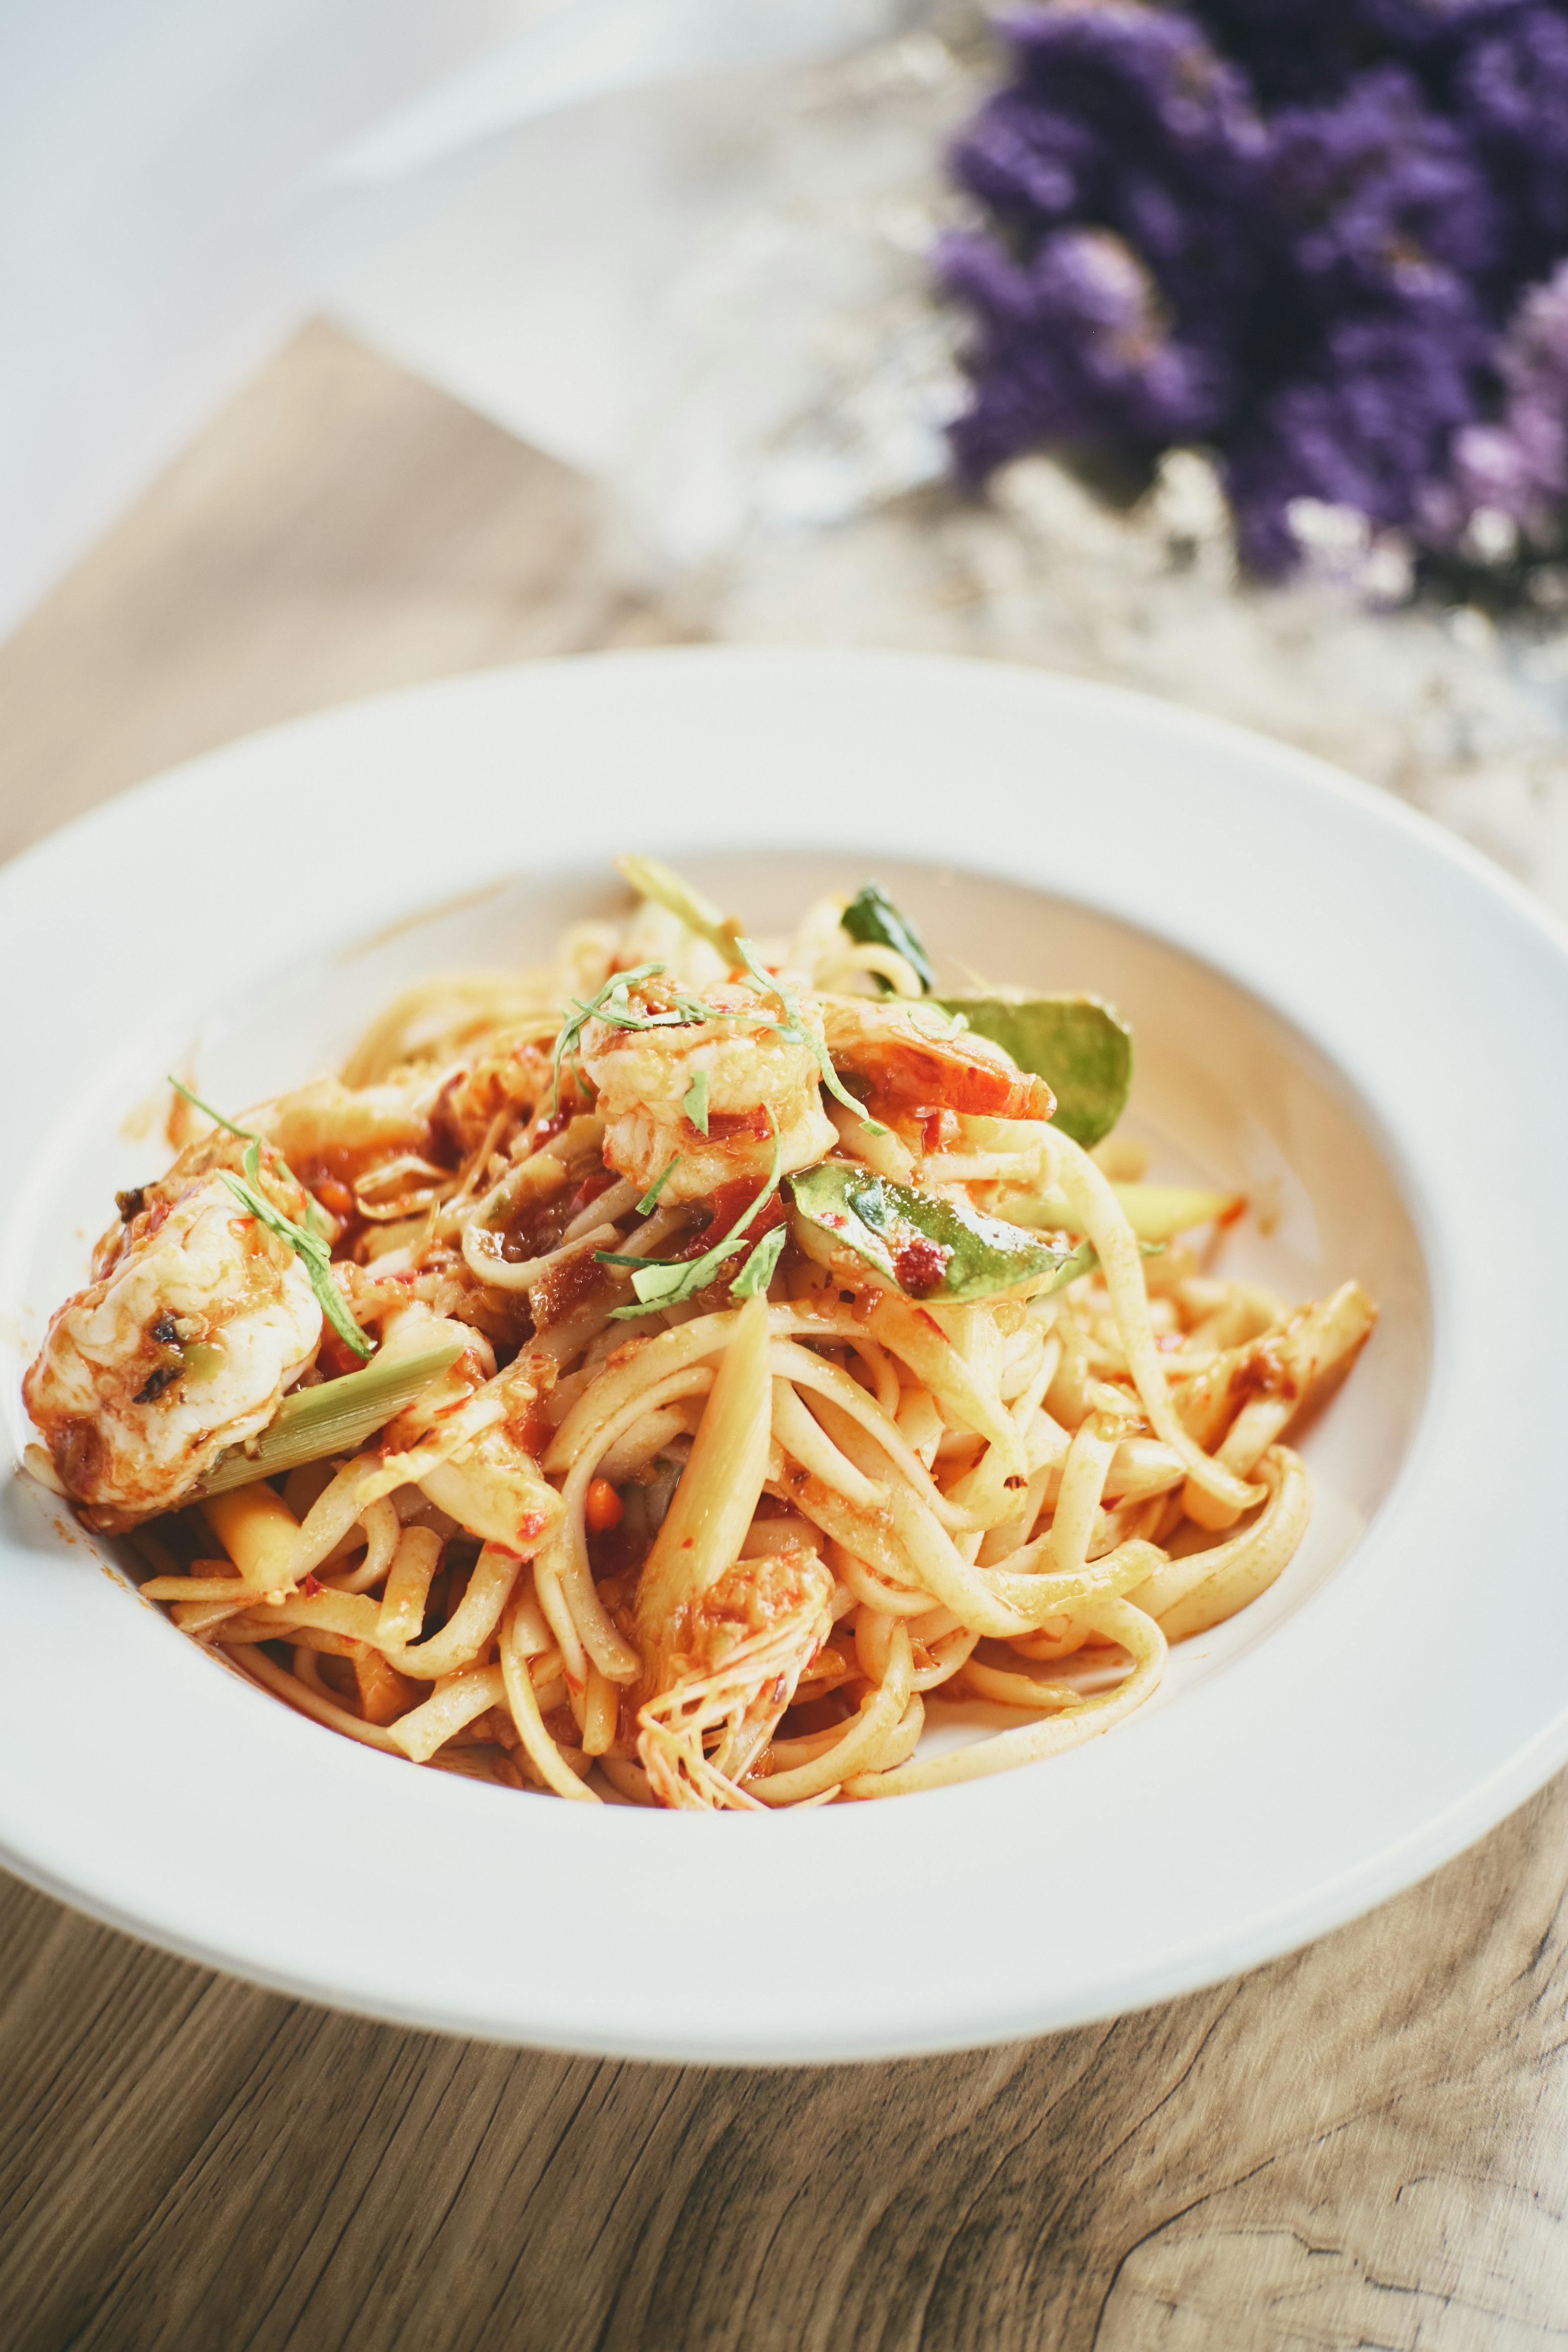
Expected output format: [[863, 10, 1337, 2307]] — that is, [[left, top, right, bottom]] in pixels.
[[198, 1340, 463, 1497], [616, 855, 742, 963]]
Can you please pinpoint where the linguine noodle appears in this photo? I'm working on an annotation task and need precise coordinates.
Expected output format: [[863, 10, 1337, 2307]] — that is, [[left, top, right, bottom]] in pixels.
[[20, 864, 1375, 1808]]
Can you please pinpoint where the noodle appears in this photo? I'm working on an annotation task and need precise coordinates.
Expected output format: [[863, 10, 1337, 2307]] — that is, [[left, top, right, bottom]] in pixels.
[[21, 861, 1376, 1810], [388, 1664, 509, 1763], [376, 1524, 444, 1645], [500, 1596, 597, 1801]]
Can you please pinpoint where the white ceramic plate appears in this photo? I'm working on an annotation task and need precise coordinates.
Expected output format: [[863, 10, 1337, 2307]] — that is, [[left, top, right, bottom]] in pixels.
[[2, 648, 1564, 2064]]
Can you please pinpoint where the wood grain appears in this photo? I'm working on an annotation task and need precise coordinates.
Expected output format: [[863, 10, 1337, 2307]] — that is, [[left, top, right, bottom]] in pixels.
[[1, 324, 1565, 2351]]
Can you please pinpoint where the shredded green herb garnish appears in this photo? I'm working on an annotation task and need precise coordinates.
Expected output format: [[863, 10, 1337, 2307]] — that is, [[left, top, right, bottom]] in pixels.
[[546, 923, 886, 1143], [549, 960, 669, 1112], [168, 1075, 328, 1239], [598, 1112, 784, 1320], [636, 1158, 681, 1215], [683, 1071, 710, 1135], [220, 1140, 375, 1359], [731, 938, 889, 1137], [168, 1076, 256, 1141]]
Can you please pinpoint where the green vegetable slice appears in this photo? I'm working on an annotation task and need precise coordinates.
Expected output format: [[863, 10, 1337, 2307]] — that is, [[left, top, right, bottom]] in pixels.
[[928, 995, 1133, 1149], [994, 1180, 1234, 1246], [787, 1163, 1081, 1305], [197, 1339, 464, 1496], [841, 882, 937, 993]]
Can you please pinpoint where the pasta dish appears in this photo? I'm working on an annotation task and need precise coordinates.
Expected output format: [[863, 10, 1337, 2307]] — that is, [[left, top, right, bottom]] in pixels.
[[20, 861, 1374, 1808]]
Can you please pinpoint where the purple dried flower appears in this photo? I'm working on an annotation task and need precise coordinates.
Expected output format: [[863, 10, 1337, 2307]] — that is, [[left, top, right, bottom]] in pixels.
[[943, 0, 1568, 584], [1229, 306, 1491, 569], [1187, 0, 1379, 102], [1364, 0, 1526, 35], [996, 0, 1262, 145], [944, 226, 1231, 479], [1268, 66, 1505, 308], [1456, 6, 1568, 264], [1440, 259, 1568, 534], [1191, 0, 1523, 102], [952, 3, 1268, 328], [953, 86, 1104, 226]]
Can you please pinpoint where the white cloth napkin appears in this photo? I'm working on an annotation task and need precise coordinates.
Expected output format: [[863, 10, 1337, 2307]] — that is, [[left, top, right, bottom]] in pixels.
[[288, 0, 908, 482]]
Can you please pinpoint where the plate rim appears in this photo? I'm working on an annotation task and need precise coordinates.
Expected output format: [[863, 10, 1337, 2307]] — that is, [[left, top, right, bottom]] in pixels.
[[2, 642, 1564, 2064]]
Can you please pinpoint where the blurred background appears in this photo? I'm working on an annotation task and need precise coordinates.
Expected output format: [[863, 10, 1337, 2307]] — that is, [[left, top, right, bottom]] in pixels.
[[6, 0, 1568, 907]]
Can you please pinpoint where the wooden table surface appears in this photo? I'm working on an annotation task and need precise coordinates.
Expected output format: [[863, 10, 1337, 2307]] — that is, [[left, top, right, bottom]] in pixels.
[[2, 325, 1565, 2352]]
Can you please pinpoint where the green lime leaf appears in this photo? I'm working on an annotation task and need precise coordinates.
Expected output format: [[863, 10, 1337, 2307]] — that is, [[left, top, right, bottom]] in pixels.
[[1045, 1238, 1097, 1291], [929, 995, 1132, 1149], [683, 1070, 709, 1135], [841, 882, 936, 993], [787, 1163, 1081, 1305]]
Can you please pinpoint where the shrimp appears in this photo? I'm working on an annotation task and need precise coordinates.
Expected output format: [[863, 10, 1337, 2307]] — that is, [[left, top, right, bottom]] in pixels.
[[260, 1075, 433, 1171], [253, 1075, 440, 1225], [820, 998, 1055, 1136], [636, 1547, 836, 1807], [580, 975, 835, 1205], [23, 1147, 321, 1528]]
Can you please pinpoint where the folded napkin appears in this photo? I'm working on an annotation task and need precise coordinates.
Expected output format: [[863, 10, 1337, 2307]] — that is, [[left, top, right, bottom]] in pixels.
[[289, 0, 908, 488]]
